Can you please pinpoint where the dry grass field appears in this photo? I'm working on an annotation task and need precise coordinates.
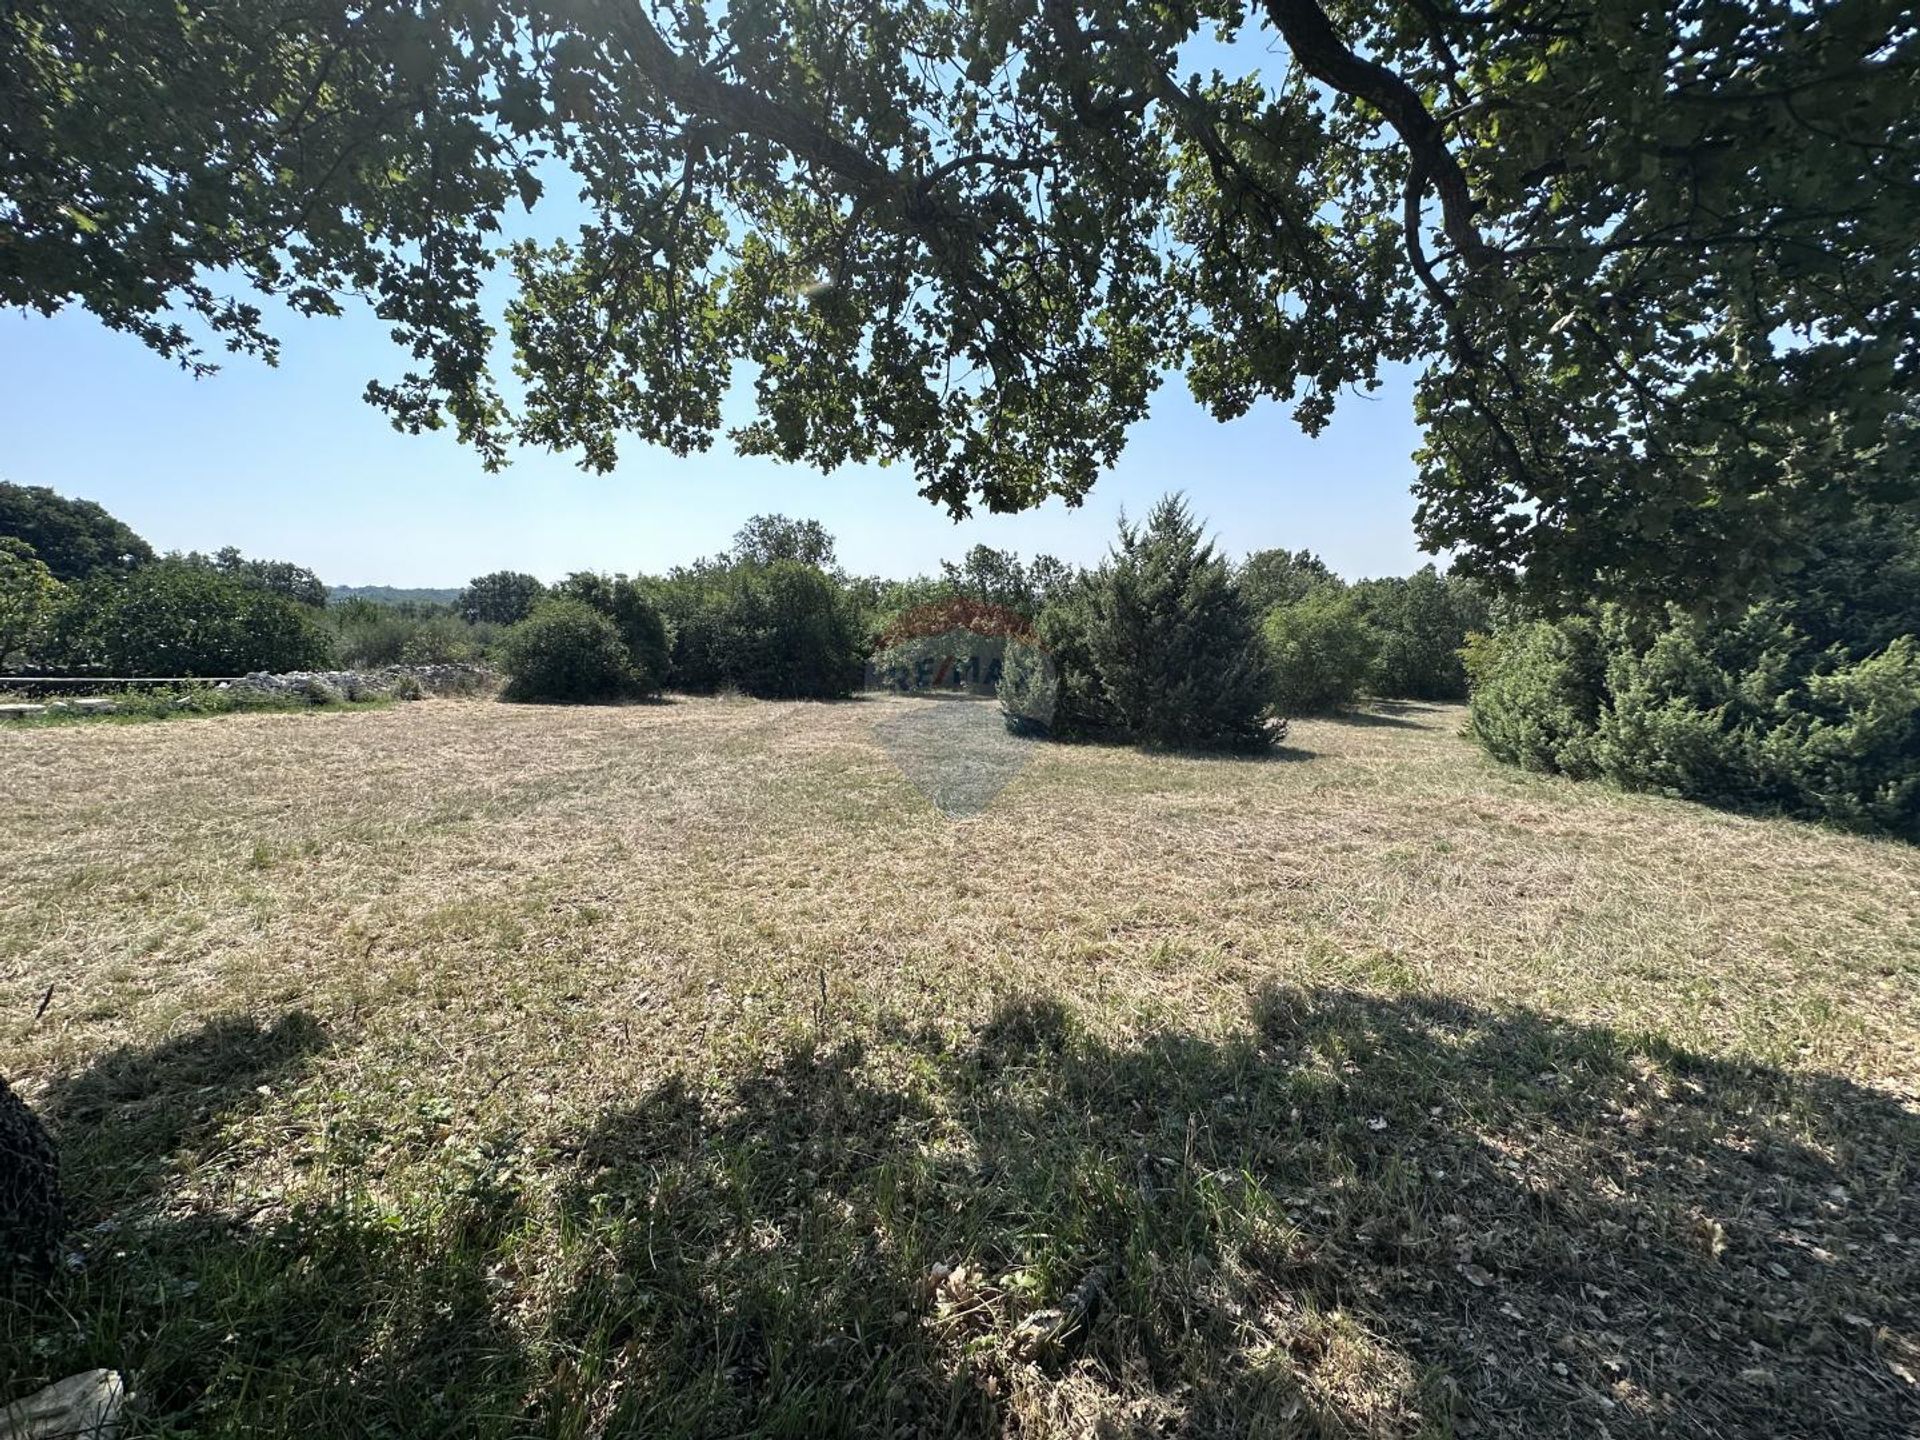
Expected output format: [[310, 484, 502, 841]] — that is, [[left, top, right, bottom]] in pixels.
[[3, 694, 1917, 1437]]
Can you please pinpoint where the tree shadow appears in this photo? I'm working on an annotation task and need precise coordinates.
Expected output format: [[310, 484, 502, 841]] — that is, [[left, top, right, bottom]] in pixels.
[[552, 988, 1920, 1437], [7, 993, 1918, 1437], [1054, 731, 1317, 764], [1305, 708, 1430, 730], [5, 1011, 533, 1435], [37, 1011, 330, 1211]]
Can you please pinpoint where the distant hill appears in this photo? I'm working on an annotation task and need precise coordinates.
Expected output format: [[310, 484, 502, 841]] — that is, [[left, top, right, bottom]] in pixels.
[[328, 585, 462, 607]]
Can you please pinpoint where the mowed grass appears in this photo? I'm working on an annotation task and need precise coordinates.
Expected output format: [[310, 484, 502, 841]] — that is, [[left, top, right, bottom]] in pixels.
[[2, 695, 1917, 1437]]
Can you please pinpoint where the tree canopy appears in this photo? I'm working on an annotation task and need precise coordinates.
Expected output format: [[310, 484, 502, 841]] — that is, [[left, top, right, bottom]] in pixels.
[[6, 1, 1915, 602], [0, 482, 154, 582], [0, 538, 61, 666], [459, 569, 548, 625], [184, 547, 330, 607], [730, 514, 838, 570]]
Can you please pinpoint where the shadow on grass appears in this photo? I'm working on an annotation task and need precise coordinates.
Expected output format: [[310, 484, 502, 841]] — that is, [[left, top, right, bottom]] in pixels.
[[1045, 731, 1318, 765], [553, 992, 1920, 1437], [37, 1012, 330, 1211], [1306, 707, 1431, 730], [7, 1011, 530, 1432], [6, 992, 1918, 1437]]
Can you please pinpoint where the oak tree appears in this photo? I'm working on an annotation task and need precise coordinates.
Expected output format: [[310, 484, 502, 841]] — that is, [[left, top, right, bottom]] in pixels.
[[7, 0, 1915, 601]]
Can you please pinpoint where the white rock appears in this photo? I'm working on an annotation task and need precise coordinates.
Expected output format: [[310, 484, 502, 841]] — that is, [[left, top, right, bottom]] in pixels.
[[0, 1370, 128, 1439]]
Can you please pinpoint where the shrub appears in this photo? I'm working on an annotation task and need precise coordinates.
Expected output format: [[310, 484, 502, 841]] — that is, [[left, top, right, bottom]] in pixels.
[[0, 1075, 62, 1278], [40, 560, 334, 675], [873, 598, 1034, 701], [1263, 589, 1380, 715], [1080, 495, 1272, 750], [708, 561, 864, 699], [550, 572, 669, 694], [647, 562, 730, 692], [650, 559, 861, 699], [298, 676, 344, 706], [872, 629, 1009, 697], [327, 598, 496, 667], [498, 599, 643, 703], [1469, 582, 1920, 839], [1351, 566, 1489, 701], [102, 685, 325, 720], [1002, 572, 1117, 739], [1755, 637, 1920, 836], [1464, 617, 1607, 775], [996, 637, 1062, 734]]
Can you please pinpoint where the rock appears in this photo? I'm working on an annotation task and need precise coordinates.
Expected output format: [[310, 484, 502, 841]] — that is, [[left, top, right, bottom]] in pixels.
[[231, 664, 496, 704], [0, 1076, 63, 1281], [0, 1371, 127, 1439], [1011, 1266, 1110, 1359]]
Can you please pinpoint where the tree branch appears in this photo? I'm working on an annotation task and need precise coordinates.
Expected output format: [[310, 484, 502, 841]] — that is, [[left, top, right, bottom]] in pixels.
[[1264, 0, 1489, 269]]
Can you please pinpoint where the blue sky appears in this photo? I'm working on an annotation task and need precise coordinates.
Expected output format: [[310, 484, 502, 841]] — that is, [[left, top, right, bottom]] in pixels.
[[0, 302, 1433, 588]]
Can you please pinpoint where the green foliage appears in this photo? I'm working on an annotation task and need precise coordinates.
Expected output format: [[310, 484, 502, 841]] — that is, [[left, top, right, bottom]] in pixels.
[[184, 546, 327, 607], [0, 481, 152, 582], [937, 545, 1069, 616], [856, 548, 1075, 654], [730, 515, 837, 571], [458, 571, 547, 626], [1470, 549, 1920, 839], [645, 560, 731, 693], [41, 561, 334, 676], [550, 572, 670, 694], [646, 556, 862, 699], [498, 600, 642, 704], [872, 600, 1037, 703], [1350, 567, 1490, 701], [995, 638, 1058, 735], [707, 561, 865, 700], [1756, 638, 1920, 836], [4, 683, 371, 727], [1062, 496, 1271, 751], [326, 586, 462, 607], [1262, 590, 1380, 715], [8, 4, 1912, 601], [326, 598, 497, 668], [1037, 574, 1119, 739], [0, 537, 61, 665], [1236, 548, 1338, 617], [1465, 619, 1608, 778]]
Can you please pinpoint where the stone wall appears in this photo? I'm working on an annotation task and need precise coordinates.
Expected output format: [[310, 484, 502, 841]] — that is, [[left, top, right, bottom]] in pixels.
[[231, 663, 497, 700], [0, 664, 497, 718]]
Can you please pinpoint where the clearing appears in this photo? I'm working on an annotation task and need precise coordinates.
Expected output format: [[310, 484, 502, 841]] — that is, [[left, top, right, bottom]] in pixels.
[[2, 696, 1917, 1436]]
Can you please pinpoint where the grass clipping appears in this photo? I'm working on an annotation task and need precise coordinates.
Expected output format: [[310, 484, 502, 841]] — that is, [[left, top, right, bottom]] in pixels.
[[1, 695, 1916, 1437]]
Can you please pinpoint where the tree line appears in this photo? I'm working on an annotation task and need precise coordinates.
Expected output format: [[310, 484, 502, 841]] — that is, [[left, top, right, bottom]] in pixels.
[[0, 481, 1477, 714], [7, 478, 1912, 837]]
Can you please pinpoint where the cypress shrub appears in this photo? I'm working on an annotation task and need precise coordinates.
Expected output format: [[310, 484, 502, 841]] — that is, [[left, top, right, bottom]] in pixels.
[[1080, 496, 1272, 750]]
